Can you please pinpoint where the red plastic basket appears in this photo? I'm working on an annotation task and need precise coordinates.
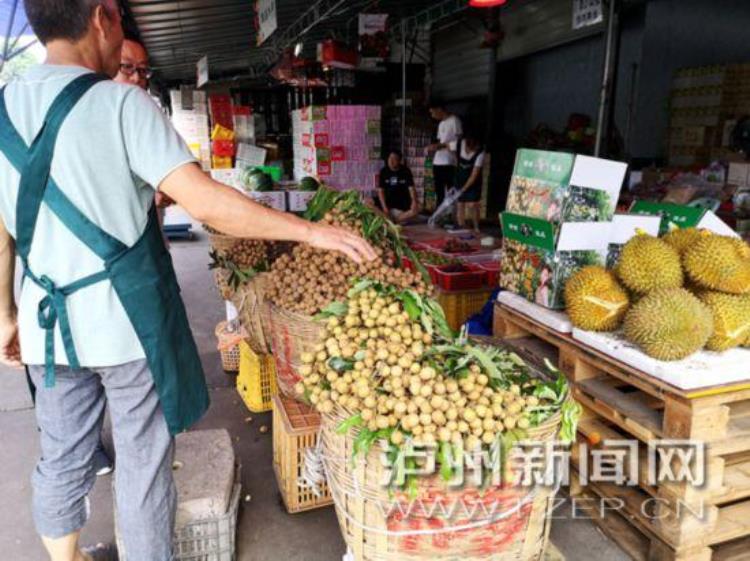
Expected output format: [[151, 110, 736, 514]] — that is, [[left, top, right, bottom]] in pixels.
[[434, 264, 487, 291], [212, 139, 235, 157], [476, 261, 501, 287]]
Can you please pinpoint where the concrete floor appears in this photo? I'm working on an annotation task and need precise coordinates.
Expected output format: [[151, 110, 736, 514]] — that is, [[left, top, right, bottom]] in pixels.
[[0, 211, 632, 561]]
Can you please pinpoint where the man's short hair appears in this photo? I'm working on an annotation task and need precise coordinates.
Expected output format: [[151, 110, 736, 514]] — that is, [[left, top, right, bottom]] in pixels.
[[428, 99, 446, 111], [24, 0, 110, 45], [123, 31, 146, 51], [389, 149, 403, 159]]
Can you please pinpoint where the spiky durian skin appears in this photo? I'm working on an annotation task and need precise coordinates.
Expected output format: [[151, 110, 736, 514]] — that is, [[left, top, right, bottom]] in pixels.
[[616, 234, 683, 294], [565, 266, 630, 331], [700, 292, 750, 351], [663, 227, 704, 257], [623, 288, 713, 361], [683, 235, 750, 294]]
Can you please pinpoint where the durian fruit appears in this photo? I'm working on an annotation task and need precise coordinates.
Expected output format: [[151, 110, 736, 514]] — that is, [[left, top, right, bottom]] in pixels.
[[565, 266, 630, 331], [616, 232, 683, 294], [700, 292, 750, 351], [623, 288, 713, 361], [683, 234, 750, 294], [663, 227, 704, 256]]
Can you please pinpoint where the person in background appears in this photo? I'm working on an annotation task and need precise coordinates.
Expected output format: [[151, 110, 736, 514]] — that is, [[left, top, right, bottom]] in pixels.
[[449, 132, 486, 233], [114, 35, 175, 224], [426, 101, 462, 207], [377, 150, 420, 224]]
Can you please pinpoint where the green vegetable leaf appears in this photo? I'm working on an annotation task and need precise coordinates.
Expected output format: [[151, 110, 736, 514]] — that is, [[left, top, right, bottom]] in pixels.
[[348, 279, 376, 298], [328, 356, 355, 373], [336, 414, 363, 435], [313, 301, 348, 320], [398, 291, 421, 321], [438, 442, 454, 482]]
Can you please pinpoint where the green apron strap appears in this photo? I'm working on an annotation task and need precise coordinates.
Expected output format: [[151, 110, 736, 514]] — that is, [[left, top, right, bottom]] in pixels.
[[16, 73, 109, 260], [24, 268, 109, 387], [0, 84, 127, 262]]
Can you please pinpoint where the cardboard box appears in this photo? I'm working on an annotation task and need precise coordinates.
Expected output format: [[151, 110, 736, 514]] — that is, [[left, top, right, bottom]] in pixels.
[[287, 191, 316, 212], [500, 151, 628, 309], [245, 191, 287, 211]]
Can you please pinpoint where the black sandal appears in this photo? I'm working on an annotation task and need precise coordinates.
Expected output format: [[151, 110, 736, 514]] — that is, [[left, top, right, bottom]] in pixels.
[[81, 543, 119, 561]]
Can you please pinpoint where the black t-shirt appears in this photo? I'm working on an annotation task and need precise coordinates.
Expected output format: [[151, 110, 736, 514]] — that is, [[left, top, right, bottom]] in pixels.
[[378, 165, 414, 211]]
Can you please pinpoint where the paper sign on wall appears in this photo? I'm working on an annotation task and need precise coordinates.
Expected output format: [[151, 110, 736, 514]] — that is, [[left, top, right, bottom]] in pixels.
[[256, 0, 277, 45]]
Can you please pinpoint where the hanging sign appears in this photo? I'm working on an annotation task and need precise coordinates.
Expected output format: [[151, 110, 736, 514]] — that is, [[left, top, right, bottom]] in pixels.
[[196, 56, 209, 88], [572, 0, 603, 30], [358, 13, 389, 69], [256, 0, 278, 45]]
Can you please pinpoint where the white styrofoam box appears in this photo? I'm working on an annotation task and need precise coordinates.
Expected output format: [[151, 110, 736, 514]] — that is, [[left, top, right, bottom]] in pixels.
[[245, 191, 287, 211], [497, 292, 573, 333], [287, 191, 317, 212], [573, 329, 750, 391], [210, 168, 240, 188], [236, 143, 266, 167]]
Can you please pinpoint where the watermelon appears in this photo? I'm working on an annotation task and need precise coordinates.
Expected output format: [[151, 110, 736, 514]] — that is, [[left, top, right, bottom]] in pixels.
[[299, 176, 320, 192], [240, 167, 274, 192]]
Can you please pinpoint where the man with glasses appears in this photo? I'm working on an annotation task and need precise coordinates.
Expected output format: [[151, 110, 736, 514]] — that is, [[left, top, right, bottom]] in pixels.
[[114, 36, 153, 89], [2, 2, 375, 561]]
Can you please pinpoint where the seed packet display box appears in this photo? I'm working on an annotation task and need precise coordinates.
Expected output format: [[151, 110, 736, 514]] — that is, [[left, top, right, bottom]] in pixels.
[[500, 153, 627, 309]]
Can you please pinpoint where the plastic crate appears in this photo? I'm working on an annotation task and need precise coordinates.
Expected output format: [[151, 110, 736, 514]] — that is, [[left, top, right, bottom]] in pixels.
[[434, 264, 487, 291], [477, 261, 501, 287], [237, 341, 277, 413], [173, 477, 241, 561], [116, 467, 241, 561], [436, 287, 495, 331], [272, 394, 333, 513]]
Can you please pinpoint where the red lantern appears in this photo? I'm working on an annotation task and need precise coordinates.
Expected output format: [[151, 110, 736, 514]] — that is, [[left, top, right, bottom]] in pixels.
[[469, 0, 507, 6]]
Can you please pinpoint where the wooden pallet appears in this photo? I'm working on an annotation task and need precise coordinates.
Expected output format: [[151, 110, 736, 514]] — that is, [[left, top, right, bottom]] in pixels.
[[272, 394, 333, 513], [493, 301, 750, 555]]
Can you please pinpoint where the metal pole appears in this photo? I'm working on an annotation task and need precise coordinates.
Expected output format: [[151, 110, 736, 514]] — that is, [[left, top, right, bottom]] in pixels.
[[594, 0, 618, 157], [401, 21, 407, 156], [624, 62, 638, 157], [0, 0, 20, 74]]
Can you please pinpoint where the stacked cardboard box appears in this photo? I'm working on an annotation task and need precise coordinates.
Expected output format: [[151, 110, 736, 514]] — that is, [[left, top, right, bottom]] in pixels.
[[668, 63, 750, 166], [292, 105, 382, 195], [170, 88, 211, 171]]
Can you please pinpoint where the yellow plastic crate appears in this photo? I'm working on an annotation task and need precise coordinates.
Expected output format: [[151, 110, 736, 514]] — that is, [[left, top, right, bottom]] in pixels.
[[237, 341, 277, 413], [435, 287, 494, 331], [272, 394, 333, 513]]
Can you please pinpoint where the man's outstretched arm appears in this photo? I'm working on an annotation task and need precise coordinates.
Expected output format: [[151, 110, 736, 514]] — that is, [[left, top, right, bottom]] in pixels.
[[160, 163, 377, 264]]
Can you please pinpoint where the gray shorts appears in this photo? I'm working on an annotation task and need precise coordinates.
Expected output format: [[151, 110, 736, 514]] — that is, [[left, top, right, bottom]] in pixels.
[[29, 359, 176, 561]]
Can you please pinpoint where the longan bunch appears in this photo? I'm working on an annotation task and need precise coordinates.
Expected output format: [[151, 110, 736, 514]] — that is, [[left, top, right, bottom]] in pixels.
[[297, 289, 540, 451], [266, 210, 430, 315], [225, 239, 267, 269]]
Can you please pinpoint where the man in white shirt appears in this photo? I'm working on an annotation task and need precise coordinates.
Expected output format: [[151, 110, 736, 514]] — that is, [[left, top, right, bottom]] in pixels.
[[1, 2, 375, 560], [427, 101, 462, 207]]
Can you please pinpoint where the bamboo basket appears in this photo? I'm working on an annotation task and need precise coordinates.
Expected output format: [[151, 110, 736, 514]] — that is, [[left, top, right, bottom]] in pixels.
[[272, 394, 333, 513], [232, 273, 271, 354], [213, 268, 234, 301], [263, 300, 325, 398], [319, 396, 569, 561]]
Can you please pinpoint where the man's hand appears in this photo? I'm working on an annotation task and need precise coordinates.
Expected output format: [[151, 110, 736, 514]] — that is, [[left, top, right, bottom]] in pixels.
[[0, 318, 22, 368], [154, 191, 175, 209], [307, 223, 377, 264], [426, 143, 440, 153]]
